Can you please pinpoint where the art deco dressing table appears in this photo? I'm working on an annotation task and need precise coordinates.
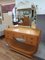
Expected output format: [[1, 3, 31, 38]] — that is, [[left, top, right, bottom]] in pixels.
[[4, 25, 41, 57]]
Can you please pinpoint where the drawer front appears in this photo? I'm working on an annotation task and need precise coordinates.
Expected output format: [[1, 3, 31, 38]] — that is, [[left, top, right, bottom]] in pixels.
[[24, 35, 38, 46], [14, 32, 24, 38], [5, 31, 13, 39], [13, 32, 26, 43]]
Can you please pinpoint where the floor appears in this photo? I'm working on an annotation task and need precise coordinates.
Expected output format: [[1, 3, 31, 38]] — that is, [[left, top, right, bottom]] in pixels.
[[0, 38, 45, 60], [35, 42, 45, 59]]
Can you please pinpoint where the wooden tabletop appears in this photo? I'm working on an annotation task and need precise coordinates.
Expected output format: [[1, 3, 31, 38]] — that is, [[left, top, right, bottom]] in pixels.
[[5, 25, 41, 36]]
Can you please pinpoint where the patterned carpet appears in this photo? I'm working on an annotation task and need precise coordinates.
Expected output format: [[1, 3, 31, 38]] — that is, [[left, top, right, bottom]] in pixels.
[[0, 38, 45, 60]]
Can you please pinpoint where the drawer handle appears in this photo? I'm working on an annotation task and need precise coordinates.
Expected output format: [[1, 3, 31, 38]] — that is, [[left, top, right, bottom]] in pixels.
[[16, 38, 26, 42]]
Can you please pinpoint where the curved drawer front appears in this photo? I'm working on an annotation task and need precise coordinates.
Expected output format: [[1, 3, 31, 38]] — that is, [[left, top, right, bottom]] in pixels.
[[14, 32, 24, 38], [24, 35, 38, 46], [5, 31, 13, 39]]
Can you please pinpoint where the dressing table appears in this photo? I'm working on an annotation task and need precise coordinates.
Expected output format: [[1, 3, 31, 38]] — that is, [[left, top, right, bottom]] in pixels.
[[4, 25, 41, 57]]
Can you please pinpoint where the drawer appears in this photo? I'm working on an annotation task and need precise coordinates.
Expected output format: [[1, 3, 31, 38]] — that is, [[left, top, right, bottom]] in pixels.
[[14, 32, 24, 38], [5, 38, 12, 44], [13, 32, 26, 43], [24, 35, 38, 46], [5, 31, 13, 38]]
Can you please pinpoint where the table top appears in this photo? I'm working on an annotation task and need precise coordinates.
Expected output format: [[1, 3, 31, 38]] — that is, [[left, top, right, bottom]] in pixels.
[[5, 25, 41, 36]]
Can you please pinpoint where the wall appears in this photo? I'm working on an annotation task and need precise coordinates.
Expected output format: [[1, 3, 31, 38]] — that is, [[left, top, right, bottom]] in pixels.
[[16, 0, 45, 14], [0, 4, 15, 36], [36, 15, 45, 42], [0, 0, 15, 36], [33, 0, 45, 14], [2, 12, 13, 28], [0, 12, 13, 36]]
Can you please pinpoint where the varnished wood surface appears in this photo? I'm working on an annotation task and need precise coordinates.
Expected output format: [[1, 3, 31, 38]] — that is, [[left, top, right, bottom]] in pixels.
[[20, 16, 31, 26], [5, 25, 41, 36], [4, 25, 41, 58]]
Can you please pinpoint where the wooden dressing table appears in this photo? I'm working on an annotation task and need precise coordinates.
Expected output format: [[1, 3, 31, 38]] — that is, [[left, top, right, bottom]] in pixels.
[[4, 25, 41, 57]]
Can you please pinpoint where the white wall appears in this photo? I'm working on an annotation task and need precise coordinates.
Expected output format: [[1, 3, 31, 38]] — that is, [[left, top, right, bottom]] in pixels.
[[0, 12, 13, 36], [33, 0, 45, 14], [0, 0, 15, 36], [16, 0, 45, 14], [2, 12, 13, 29]]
